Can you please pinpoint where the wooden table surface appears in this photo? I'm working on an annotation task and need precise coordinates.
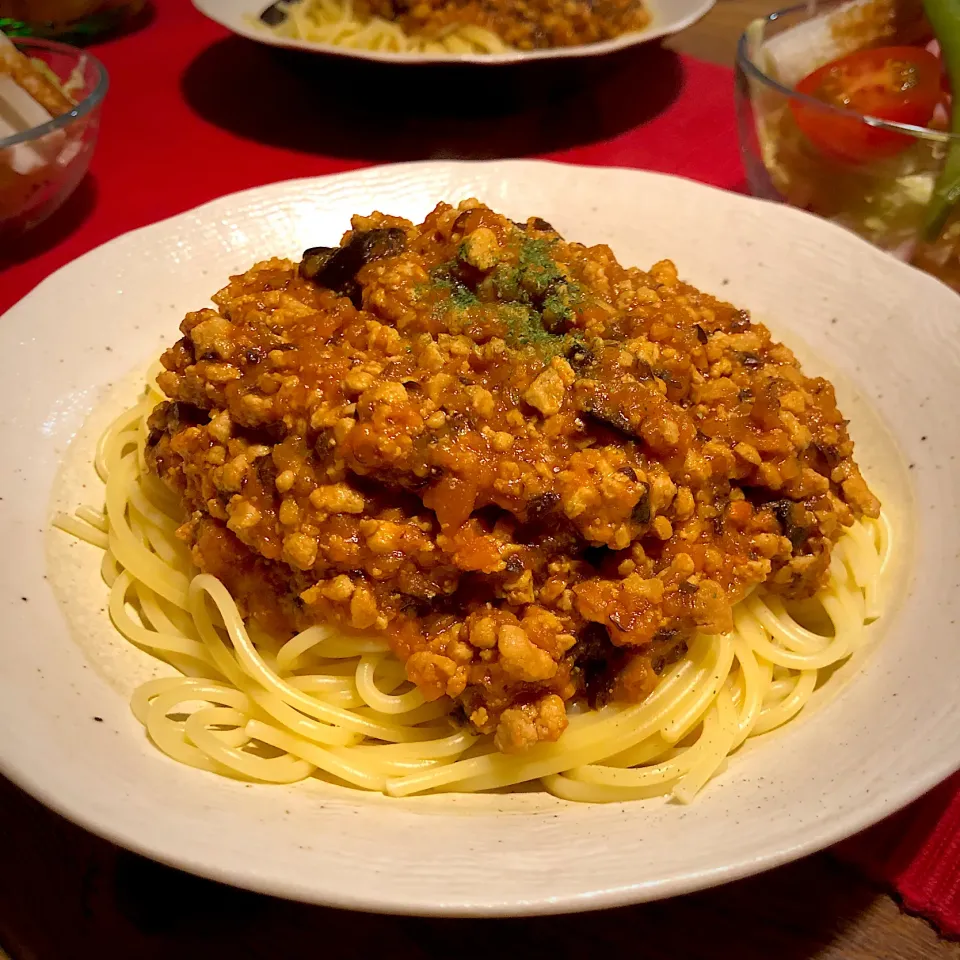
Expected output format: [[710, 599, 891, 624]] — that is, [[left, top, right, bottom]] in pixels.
[[3, 3, 958, 958]]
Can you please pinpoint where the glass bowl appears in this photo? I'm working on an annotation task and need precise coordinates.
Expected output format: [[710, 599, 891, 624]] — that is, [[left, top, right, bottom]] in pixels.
[[0, 37, 108, 241], [735, 1, 960, 291]]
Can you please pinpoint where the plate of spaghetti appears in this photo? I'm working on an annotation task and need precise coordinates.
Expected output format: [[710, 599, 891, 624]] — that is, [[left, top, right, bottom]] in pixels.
[[2, 160, 959, 915], [192, 0, 715, 63]]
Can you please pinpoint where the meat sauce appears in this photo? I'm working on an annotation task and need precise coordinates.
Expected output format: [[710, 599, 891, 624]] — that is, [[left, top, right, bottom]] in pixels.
[[356, 0, 651, 50], [146, 201, 879, 752]]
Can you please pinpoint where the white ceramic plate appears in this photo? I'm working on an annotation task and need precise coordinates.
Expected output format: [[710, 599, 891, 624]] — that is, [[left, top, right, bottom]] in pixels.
[[192, 0, 715, 65], [2, 160, 959, 916]]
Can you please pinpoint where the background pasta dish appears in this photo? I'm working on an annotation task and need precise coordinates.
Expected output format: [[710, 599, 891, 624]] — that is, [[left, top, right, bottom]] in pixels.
[[56, 200, 888, 803], [256, 0, 653, 55]]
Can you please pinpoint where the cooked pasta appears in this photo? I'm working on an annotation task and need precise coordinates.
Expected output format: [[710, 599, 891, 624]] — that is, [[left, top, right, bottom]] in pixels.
[[54, 380, 887, 802], [53, 200, 888, 803]]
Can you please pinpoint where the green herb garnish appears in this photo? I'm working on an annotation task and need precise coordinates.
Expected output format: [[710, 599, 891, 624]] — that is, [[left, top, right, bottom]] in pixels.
[[425, 229, 587, 358]]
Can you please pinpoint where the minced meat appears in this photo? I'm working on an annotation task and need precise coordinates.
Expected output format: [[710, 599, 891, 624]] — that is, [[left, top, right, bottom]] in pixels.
[[146, 200, 879, 752]]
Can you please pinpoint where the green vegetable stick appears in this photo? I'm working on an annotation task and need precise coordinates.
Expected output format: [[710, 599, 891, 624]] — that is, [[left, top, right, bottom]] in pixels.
[[924, 0, 960, 238]]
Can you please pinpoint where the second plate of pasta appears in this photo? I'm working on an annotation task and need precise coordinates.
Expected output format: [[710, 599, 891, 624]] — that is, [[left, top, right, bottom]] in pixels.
[[192, 0, 716, 64]]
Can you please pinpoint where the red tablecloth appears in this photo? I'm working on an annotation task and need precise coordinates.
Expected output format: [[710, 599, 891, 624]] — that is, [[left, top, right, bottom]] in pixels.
[[3, 0, 960, 938], [838, 773, 960, 938]]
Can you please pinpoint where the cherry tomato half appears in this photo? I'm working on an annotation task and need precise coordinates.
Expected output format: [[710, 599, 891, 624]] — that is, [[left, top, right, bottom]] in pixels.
[[790, 46, 942, 164]]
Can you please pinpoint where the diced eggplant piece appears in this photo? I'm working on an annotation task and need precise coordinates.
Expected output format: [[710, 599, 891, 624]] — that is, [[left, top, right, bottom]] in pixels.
[[771, 498, 809, 550], [259, 0, 304, 26], [526, 491, 560, 522], [631, 485, 651, 524], [299, 228, 407, 307], [580, 401, 637, 439]]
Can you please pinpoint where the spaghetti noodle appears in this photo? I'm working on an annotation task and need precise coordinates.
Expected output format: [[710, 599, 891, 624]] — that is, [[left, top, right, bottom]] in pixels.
[[54, 377, 888, 803], [256, 0, 510, 55]]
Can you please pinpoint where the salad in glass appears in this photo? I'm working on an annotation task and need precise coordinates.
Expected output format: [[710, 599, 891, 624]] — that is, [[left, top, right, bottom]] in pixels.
[[736, 0, 960, 290]]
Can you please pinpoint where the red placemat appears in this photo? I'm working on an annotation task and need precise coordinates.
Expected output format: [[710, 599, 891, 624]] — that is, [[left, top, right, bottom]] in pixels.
[[3, 0, 959, 940], [838, 773, 960, 938]]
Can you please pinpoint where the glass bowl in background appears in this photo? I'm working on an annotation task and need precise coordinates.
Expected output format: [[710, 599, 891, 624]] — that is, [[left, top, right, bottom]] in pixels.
[[0, 38, 108, 241], [735, 2, 960, 292]]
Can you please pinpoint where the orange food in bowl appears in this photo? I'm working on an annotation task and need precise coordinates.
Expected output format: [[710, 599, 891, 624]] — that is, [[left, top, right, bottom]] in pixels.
[[0, 33, 106, 238]]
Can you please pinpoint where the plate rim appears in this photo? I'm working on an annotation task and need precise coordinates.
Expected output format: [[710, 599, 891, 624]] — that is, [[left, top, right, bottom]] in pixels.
[[8, 159, 958, 314], [191, 0, 717, 66], [3, 159, 960, 916]]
